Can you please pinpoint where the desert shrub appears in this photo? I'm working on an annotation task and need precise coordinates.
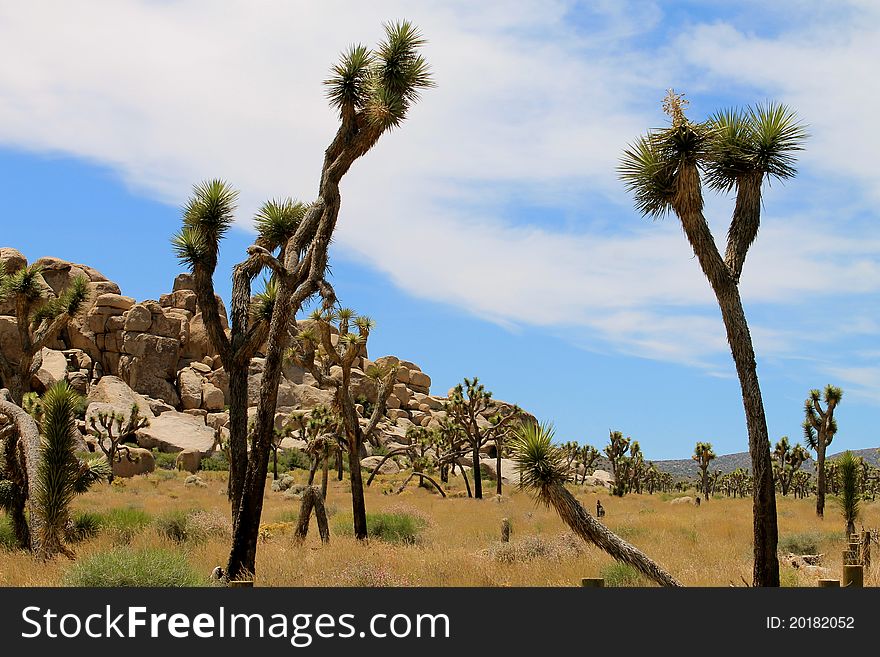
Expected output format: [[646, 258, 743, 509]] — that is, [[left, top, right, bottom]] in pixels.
[[152, 450, 178, 471], [200, 452, 229, 471], [156, 510, 189, 543], [156, 509, 231, 544], [0, 515, 16, 551], [273, 449, 312, 474], [62, 547, 202, 587], [778, 531, 824, 555], [98, 506, 152, 543], [484, 533, 585, 563], [66, 511, 102, 543], [780, 567, 801, 588], [334, 562, 410, 587], [333, 511, 427, 544], [601, 562, 650, 587]]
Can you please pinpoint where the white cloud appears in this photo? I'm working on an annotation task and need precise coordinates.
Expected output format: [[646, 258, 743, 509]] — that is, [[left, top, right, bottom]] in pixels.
[[0, 0, 877, 375]]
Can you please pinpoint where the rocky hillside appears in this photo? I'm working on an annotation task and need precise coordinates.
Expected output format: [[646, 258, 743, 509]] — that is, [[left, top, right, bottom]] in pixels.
[[0, 247, 531, 476]]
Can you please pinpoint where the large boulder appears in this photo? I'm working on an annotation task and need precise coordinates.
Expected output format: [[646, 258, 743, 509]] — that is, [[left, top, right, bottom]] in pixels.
[[670, 496, 694, 505], [175, 448, 202, 473], [111, 447, 156, 478], [32, 348, 69, 391], [0, 247, 26, 274], [361, 455, 400, 475], [135, 410, 216, 453], [177, 367, 204, 410], [0, 316, 23, 363], [87, 375, 156, 417], [479, 457, 519, 483], [119, 333, 180, 406]]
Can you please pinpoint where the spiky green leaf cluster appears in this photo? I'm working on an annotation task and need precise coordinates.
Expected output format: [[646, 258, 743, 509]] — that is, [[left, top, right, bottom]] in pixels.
[[171, 179, 238, 268], [251, 277, 278, 325], [0, 263, 45, 303], [834, 451, 861, 528], [619, 93, 806, 219], [30, 275, 89, 326], [511, 422, 568, 498], [34, 382, 105, 547], [254, 198, 308, 251], [324, 20, 434, 132]]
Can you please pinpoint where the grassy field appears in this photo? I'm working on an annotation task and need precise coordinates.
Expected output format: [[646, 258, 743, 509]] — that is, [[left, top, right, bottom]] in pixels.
[[1, 468, 877, 587]]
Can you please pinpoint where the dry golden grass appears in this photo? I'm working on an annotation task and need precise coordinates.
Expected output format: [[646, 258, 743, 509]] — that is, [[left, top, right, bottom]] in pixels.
[[2, 467, 878, 587]]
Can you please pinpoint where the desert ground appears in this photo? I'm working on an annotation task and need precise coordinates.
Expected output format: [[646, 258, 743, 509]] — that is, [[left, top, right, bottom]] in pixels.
[[2, 466, 876, 587]]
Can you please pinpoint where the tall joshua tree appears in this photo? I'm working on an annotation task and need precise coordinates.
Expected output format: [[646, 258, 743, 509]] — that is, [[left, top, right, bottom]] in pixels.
[[172, 21, 432, 580], [692, 441, 716, 500], [803, 385, 842, 518], [0, 262, 89, 404], [513, 422, 682, 587], [620, 91, 807, 586]]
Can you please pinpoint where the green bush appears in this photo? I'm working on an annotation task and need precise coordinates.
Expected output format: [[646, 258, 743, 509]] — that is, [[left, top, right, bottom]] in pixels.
[[98, 506, 152, 543], [155, 509, 231, 544], [201, 453, 229, 471], [66, 511, 102, 543], [155, 510, 189, 543], [778, 531, 824, 555], [271, 448, 312, 474], [0, 515, 17, 551], [152, 450, 178, 471], [62, 547, 202, 587], [600, 562, 650, 587], [333, 511, 427, 544]]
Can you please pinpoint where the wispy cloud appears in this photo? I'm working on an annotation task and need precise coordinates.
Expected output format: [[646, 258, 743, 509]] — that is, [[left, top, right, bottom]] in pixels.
[[0, 0, 876, 382]]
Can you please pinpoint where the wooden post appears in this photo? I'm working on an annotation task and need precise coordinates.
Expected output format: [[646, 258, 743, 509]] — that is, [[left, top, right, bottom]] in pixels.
[[581, 578, 604, 587], [860, 531, 871, 568], [842, 565, 863, 588], [501, 518, 511, 543], [229, 580, 254, 588], [818, 579, 840, 587]]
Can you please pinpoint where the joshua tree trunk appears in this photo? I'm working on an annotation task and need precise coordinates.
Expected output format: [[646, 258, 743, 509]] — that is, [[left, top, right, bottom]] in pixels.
[[816, 445, 827, 518], [347, 441, 368, 540], [294, 485, 330, 544], [673, 166, 779, 587], [0, 392, 42, 553], [496, 443, 503, 496], [546, 482, 681, 586], [320, 454, 329, 500], [472, 443, 483, 500]]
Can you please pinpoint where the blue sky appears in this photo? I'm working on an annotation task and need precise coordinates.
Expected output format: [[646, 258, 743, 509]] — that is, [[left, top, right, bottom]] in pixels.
[[1, 1, 878, 460]]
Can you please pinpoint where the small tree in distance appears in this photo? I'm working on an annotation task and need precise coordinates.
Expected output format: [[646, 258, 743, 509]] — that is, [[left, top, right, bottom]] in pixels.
[[692, 441, 716, 500]]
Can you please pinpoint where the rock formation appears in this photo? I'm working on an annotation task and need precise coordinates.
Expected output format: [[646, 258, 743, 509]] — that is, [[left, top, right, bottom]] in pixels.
[[1, 248, 535, 474]]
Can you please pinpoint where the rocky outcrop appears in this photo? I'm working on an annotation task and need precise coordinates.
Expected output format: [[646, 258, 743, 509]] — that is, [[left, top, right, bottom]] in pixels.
[[135, 411, 216, 453], [3, 249, 538, 463], [111, 447, 156, 478]]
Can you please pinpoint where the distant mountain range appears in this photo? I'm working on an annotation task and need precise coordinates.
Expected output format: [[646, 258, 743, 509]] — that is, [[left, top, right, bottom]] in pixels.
[[649, 447, 880, 480]]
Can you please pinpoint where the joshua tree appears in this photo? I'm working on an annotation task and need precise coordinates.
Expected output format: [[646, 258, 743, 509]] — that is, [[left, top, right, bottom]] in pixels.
[[771, 436, 809, 496], [578, 444, 601, 484], [620, 92, 807, 586], [32, 382, 109, 558], [87, 404, 149, 484], [444, 377, 523, 499], [0, 262, 89, 404], [692, 442, 716, 500], [172, 21, 432, 581], [803, 385, 842, 518], [512, 422, 682, 587], [286, 308, 397, 540], [0, 384, 108, 557], [604, 431, 636, 496], [835, 451, 860, 537]]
